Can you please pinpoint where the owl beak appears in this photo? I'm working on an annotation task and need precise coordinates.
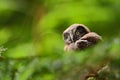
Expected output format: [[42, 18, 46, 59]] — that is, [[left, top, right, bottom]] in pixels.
[[69, 33, 74, 42]]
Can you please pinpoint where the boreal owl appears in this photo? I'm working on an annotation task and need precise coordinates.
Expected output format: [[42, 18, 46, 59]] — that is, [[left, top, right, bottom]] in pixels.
[[63, 24, 102, 52]]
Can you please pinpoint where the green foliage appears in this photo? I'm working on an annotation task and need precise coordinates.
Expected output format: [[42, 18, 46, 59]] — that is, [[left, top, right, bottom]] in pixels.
[[87, 77, 96, 80], [0, 0, 120, 80]]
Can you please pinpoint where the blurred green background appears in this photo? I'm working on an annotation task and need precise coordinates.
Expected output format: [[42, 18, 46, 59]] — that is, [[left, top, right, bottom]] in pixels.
[[0, 0, 120, 80]]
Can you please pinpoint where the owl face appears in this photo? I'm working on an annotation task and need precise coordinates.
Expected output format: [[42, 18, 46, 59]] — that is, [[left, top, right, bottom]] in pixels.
[[63, 24, 90, 44]]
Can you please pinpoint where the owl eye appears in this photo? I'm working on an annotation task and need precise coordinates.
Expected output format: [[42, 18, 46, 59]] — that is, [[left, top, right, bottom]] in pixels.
[[64, 33, 69, 40], [76, 31, 80, 35]]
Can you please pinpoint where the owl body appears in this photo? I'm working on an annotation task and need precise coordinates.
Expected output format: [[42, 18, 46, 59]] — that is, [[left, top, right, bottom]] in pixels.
[[63, 24, 102, 52], [64, 43, 78, 52]]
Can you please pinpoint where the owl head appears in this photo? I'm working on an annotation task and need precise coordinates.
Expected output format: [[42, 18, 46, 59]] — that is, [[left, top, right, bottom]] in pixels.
[[63, 24, 90, 44]]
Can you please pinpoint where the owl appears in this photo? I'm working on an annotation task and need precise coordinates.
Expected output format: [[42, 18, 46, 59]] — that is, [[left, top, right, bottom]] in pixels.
[[63, 24, 102, 52]]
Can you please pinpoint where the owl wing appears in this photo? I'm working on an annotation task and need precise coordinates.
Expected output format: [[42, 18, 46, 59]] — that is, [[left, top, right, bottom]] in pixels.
[[75, 32, 102, 49], [80, 32, 102, 44]]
